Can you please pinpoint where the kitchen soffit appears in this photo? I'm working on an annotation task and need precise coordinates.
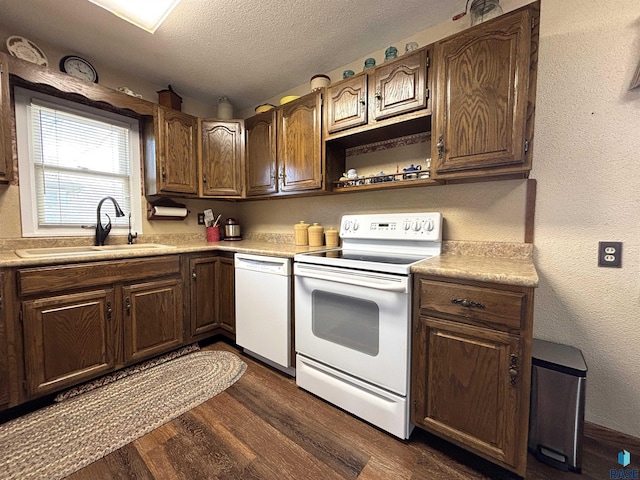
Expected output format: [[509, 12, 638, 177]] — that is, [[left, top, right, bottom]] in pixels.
[[0, 0, 460, 111]]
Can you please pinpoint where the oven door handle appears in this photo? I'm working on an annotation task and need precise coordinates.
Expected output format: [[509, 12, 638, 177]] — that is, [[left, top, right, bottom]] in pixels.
[[295, 265, 408, 292]]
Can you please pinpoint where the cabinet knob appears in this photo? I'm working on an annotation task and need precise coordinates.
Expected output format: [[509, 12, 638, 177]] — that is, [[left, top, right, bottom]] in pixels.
[[192, 269, 197, 280], [360, 95, 366, 106], [161, 167, 166, 180], [202, 175, 207, 184], [375, 88, 381, 108], [106, 301, 112, 320], [125, 297, 131, 313], [437, 135, 444, 159]]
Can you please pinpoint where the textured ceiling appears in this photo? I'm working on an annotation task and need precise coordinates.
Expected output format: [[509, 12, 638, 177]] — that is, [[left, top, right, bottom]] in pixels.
[[0, 0, 462, 111]]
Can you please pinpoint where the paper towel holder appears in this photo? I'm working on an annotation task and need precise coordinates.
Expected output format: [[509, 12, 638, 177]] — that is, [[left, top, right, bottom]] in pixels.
[[147, 197, 190, 221]]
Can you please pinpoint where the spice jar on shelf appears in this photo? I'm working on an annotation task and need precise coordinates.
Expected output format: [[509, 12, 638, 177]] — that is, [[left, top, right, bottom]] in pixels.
[[294, 221, 310, 246], [308, 223, 325, 247]]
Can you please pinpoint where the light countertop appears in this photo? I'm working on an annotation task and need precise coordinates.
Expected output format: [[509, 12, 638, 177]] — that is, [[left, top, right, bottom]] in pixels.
[[0, 239, 538, 287]]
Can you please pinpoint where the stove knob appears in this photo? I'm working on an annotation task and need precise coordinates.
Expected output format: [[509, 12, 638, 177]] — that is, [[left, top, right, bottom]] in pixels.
[[344, 220, 352, 231], [403, 221, 411, 230], [424, 219, 434, 231], [412, 220, 422, 231], [353, 220, 360, 231]]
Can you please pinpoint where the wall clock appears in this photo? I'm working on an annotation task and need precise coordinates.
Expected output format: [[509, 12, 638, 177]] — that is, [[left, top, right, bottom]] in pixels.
[[59, 55, 99, 83]]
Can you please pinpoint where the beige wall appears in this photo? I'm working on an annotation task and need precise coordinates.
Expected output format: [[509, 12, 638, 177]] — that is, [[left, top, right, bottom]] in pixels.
[[2, 0, 639, 439], [530, 0, 640, 437]]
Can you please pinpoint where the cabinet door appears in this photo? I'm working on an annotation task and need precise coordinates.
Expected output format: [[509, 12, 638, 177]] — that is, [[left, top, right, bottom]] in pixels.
[[432, 8, 533, 178], [0, 53, 12, 184], [277, 91, 323, 192], [412, 316, 521, 469], [372, 49, 428, 121], [22, 289, 116, 396], [217, 257, 235, 336], [123, 278, 183, 363], [0, 271, 9, 406], [326, 75, 368, 133], [200, 120, 244, 197], [189, 256, 218, 338], [156, 107, 198, 195], [245, 110, 277, 196]]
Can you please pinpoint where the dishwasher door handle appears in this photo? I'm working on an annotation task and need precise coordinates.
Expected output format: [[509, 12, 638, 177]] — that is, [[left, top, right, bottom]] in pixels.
[[295, 265, 408, 293]]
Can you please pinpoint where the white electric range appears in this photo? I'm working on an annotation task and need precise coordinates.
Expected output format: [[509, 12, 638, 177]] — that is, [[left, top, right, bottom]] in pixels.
[[293, 212, 442, 438]]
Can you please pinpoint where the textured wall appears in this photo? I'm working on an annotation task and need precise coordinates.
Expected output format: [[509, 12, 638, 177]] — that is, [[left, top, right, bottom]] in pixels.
[[530, 0, 640, 437]]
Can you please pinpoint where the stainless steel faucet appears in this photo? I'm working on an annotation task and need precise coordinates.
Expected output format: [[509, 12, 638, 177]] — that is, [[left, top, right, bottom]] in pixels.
[[95, 196, 125, 246]]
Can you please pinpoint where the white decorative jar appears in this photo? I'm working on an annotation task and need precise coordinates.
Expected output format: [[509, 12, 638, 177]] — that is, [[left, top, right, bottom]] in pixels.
[[310, 74, 330, 92], [217, 96, 233, 119]]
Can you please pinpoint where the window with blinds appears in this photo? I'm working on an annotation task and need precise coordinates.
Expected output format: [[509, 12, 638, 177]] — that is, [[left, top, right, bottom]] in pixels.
[[15, 87, 143, 237]]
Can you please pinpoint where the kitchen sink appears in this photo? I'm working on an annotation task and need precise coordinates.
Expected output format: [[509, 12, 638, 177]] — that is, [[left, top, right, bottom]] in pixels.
[[15, 244, 176, 258]]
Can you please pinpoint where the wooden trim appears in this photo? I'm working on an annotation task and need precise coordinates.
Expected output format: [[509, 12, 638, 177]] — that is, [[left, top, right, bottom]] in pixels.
[[584, 421, 640, 451], [524, 178, 537, 243]]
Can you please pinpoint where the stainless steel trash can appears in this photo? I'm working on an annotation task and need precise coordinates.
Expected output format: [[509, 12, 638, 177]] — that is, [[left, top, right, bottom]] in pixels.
[[528, 338, 587, 472]]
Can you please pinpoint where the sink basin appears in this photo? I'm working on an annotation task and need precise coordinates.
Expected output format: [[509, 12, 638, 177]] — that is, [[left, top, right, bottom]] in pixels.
[[15, 244, 175, 258]]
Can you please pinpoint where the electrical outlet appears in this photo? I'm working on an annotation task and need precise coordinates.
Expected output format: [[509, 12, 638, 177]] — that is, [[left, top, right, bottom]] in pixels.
[[197, 213, 205, 225], [598, 241, 622, 268]]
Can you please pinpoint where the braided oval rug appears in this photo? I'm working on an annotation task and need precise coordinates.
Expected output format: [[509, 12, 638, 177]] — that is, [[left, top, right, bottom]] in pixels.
[[0, 350, 246, 480]]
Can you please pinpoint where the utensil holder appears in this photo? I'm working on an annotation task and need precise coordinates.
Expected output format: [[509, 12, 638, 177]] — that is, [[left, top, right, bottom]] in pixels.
[[206, 226, 220, 242]]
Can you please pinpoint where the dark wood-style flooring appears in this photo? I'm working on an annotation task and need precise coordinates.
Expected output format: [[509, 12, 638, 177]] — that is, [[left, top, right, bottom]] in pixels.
[[31, 341, 640, 479]]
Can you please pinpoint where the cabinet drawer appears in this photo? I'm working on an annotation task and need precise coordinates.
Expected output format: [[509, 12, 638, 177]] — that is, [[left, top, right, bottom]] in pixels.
[[18, 256, 181, 296], [418, 279, 525, 330]]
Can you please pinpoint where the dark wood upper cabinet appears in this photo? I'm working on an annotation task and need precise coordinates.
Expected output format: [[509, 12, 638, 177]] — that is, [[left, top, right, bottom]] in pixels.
[[372, 49, 428, 121], [432, 4, 538, 180], [326, 74, 368, 134], [146, 106, 199, 196], [200, 120, 244, 197], [245, 110, 277, 196], [277, 91, 323, 193], [0, 53, 12, 184]]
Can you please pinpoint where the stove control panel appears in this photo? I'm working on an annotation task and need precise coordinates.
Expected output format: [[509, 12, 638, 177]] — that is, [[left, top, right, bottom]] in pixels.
[[340, 213, 442, 241]]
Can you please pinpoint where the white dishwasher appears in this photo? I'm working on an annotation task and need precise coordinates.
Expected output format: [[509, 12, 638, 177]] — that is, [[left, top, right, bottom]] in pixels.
[[234, 253, 293, 375]]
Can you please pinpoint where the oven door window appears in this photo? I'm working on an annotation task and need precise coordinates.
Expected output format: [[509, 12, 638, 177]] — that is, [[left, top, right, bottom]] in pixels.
[[311, 290, 379, 356]]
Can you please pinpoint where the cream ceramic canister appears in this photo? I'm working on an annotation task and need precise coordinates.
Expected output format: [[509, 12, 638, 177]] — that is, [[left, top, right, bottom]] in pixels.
[[325, 228, 339, 248], [308, 223, 324, 247], [310, 74, 331, 92], [294, 221, 310, 246], [217, 96, 233, 119]]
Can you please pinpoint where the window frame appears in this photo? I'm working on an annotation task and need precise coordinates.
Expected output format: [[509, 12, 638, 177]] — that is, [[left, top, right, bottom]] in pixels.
[[14, 86, 143, 238]]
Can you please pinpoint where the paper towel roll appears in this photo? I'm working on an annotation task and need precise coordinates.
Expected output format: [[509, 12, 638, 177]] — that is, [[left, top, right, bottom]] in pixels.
[[152, 206, 188, 218]]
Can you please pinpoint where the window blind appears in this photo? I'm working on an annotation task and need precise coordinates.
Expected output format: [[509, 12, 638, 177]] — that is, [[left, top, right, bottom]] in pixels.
[[29, 101, 132, 228]]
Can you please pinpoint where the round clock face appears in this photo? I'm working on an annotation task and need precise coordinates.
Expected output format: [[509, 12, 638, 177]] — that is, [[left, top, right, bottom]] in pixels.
[[60, 55, 98, 83]]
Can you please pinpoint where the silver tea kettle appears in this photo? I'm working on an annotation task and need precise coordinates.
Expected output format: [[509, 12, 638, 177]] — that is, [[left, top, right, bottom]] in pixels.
[[224, 218, 242, 241]]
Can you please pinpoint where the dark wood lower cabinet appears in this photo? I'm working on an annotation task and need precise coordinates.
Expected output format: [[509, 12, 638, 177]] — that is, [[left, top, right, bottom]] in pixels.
[[22, 289, 116, 396], [123, 278, 183, 364], [411, 275, 534, 477], [188, 254, 236, 341], [217, 257, 235, 337], [0, 271, 12, 407], [14, 256, 184, 403]]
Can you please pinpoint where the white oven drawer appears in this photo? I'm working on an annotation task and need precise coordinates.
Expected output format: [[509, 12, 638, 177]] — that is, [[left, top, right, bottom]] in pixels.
[[296, 354, 412, 439]]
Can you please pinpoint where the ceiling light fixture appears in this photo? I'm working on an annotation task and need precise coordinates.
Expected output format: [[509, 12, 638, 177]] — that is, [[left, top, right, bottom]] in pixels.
[[87, 0, 182, 33]]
